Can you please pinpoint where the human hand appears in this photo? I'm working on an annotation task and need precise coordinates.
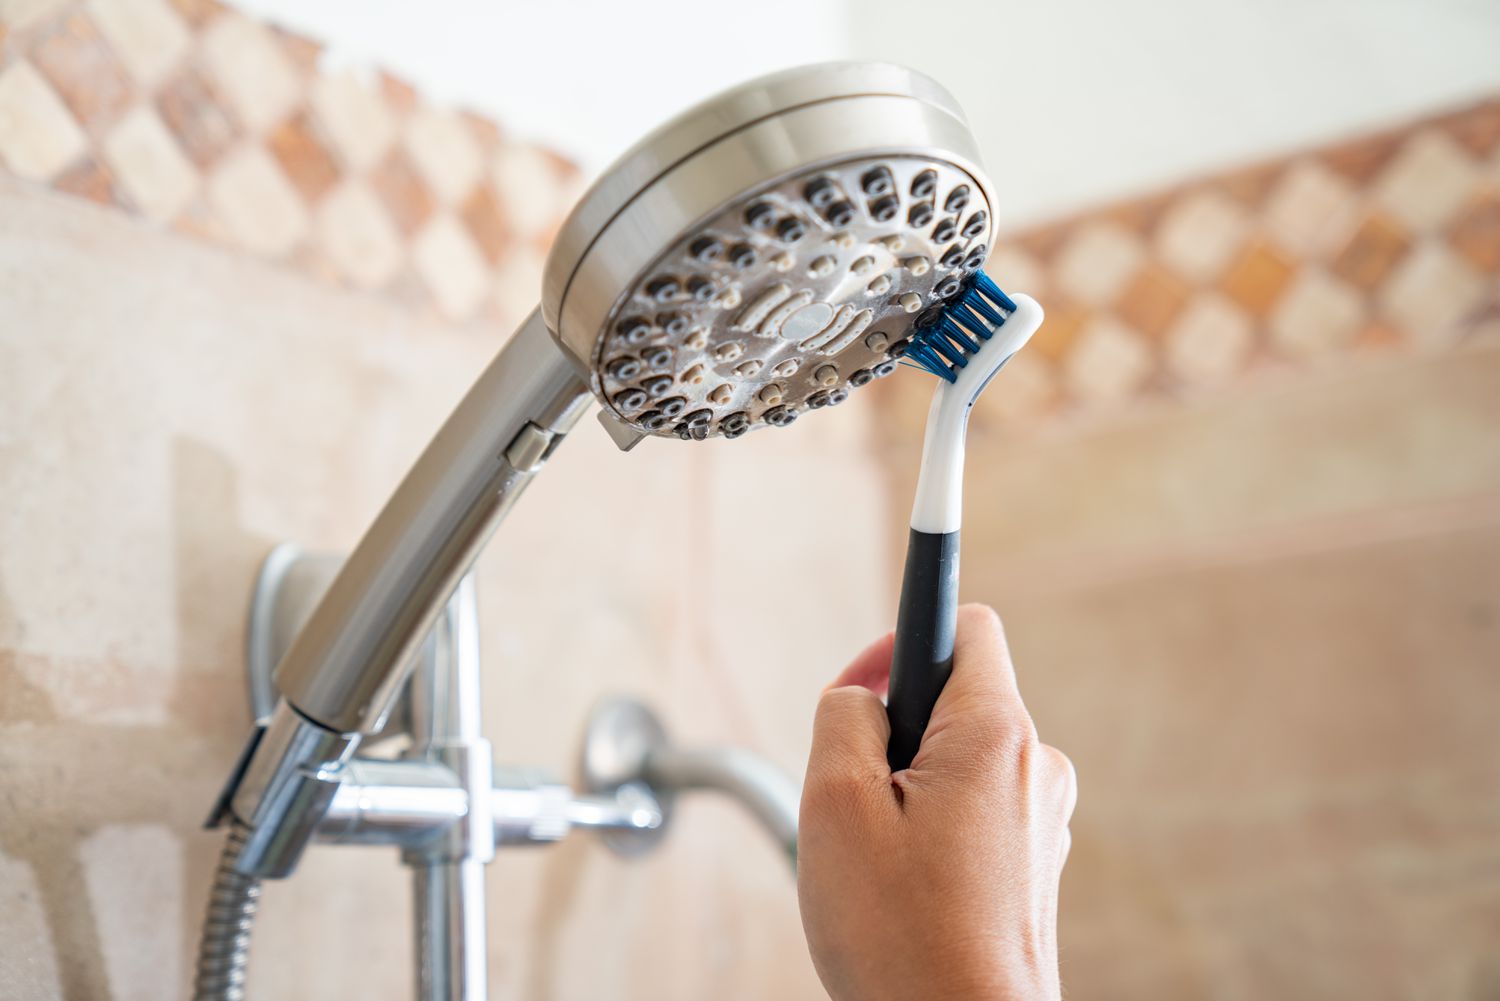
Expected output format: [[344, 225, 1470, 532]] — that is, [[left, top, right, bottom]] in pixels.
[[798, 605, 1076, 1001]]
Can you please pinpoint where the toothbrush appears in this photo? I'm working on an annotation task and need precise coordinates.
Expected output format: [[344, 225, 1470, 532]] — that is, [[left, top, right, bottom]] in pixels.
[[886, 271, 1044, 770]]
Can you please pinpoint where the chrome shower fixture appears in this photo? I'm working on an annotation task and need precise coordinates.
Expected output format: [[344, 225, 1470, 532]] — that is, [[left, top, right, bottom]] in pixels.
[[545, 62, 997, 441], [198, 61, 1002, 1001]]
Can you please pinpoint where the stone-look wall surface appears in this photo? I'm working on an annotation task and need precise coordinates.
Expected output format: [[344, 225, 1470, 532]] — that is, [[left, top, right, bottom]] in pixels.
[[870, 97, 1500, 999], [5, 1, 1500, 998], [0, 174, 888, 1000], [955, 340, 1500, 1000], [0, 4, 889, 998]]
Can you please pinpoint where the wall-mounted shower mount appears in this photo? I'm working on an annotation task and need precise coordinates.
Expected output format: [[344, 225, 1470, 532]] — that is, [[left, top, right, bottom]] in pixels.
[[202, 544, 799, 1000]]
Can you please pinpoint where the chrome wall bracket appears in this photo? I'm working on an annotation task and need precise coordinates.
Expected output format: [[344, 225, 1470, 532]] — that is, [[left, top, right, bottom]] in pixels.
[[232, 544, 799, 999]]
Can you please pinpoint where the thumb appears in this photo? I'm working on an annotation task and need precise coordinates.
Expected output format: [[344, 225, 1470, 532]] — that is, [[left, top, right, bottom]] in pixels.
[[806, 686, 893, 799]]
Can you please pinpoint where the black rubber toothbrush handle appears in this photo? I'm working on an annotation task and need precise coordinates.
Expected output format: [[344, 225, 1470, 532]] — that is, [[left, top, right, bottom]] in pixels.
[[885, 528, 960, 770]]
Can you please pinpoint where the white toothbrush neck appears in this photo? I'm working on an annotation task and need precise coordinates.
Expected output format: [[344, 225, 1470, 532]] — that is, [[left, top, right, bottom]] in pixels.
[[907, 293, 1045, 535], [910, 379, 972, 534]]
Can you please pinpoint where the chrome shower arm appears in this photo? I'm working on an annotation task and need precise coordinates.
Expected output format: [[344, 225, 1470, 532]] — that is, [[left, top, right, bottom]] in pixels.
[[273, 308, 591, 736], [646, 745, 800, 860], [581, 697, 802, 864]]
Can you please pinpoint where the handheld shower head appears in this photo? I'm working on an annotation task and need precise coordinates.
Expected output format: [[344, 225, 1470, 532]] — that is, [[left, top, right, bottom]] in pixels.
[[543, 62, 998, 440], [222, 62, 1002, 878]]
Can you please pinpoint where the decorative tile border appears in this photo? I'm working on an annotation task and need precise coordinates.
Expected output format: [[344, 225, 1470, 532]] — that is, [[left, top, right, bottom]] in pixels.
[[0, 0, 584, 324], [875, 98, 1500, 440], [2, 2, 1496, 415]]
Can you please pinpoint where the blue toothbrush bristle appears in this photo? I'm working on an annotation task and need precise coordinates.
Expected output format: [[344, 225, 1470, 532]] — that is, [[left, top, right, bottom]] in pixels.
[[900, 269, 1016, 382]]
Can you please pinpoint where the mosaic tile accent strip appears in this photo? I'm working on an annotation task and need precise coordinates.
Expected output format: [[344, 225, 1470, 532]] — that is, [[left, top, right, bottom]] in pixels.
[[876, 98, 1500, 440], [2, 1, 1496, 405], [0, 0, 584, 324]]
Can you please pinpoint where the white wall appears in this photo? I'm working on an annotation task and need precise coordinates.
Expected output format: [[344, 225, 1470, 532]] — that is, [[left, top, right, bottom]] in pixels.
[[850, 0, 1500, 225], [234, 0, 1500, 227], [229, 0, 846, 172]]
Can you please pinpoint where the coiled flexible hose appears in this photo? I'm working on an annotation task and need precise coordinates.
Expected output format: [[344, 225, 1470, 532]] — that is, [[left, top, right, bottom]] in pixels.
[[193, 826, 262, 1001]]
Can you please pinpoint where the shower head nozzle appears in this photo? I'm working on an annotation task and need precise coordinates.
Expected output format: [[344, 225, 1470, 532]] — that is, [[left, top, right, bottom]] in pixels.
[[542, 63, 998, 442]]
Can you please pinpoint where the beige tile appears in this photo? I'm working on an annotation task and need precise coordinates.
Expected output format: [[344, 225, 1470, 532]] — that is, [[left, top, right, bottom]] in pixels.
[[0, 0, 68, 31], [1378, 240, 1488, 341], [973, 347, 1057, 425], [315, 179, 402, 289], [265, 111, 337, 201], [80, 825, 182, 1001], [1262, 160, 1360, 257], [0, 61, 85, 181], [30, 9, 134, 127], [1219, 240, 1296, 318], [310, 68, 396, 171], [368, 147, 433, 236], [153, 63, 237, 167], [0, 849, 63, 998], [205, 145, 306, 256], [1052, 221, 1145, 305], [405, 104, 483, 204], [984, 244, 1046, 298], [87, 0, 190, 86], [1372, 130, 1479, 232], [201, 11, 300, 132], [0, 182, 846, 1001], [958, 339, 1500, 567], [995, 524, 1500, 1001], [491, 143, 565, 240], [457, 180, 507, 263], [101, 105, 196, 222], [492, 248, 544, 325], [412, 212, 489, 318], [1269, 270, 1365, 360], [1154, 188, 1249, 282], [1065, 316, 1153, 405], [1164, 293, 1254, 385]]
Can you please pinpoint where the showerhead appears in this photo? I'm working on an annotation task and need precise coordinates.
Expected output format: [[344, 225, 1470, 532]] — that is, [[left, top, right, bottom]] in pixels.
[[542, 62, 998, 441], [218, 62, 1004, 882]]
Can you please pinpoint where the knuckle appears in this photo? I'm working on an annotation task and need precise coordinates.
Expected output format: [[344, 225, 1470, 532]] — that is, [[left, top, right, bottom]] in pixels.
[[963, 706, 1037, 768], [1041, 744, 1079, 813], [803, 761, 878, 820], [957, 603, 1005, 642], [815, 685, 871, 724], [818, 684, 868, 711]]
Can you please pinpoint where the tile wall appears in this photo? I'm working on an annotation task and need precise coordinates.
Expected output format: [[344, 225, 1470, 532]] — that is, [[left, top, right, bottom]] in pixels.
[[873, 98, 1500, 442], [3, 1, 1498, 998], [0, 3, 882, 999], [0, 0, 582, 326], [868, 83, 1500, 1001]]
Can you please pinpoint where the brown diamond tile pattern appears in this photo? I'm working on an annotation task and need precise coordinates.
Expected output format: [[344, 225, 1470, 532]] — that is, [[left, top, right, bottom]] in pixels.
[[1, 2, 1496, 370], [1221, 241, 1296, 317], [267, 111, 338, 202], [154, 62, 236, 167], [369, 148, 435, 237], [0, 0, 583, 322], [51, 153, 115, 203], [1448, 192, 1500, 272], [1331, 213, 1411, 291], [870, 95, 1500, 440], [30, 12, 131, 128]]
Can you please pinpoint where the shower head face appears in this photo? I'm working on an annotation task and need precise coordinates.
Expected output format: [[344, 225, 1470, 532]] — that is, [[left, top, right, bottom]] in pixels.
[[542, 63, 997, 441]]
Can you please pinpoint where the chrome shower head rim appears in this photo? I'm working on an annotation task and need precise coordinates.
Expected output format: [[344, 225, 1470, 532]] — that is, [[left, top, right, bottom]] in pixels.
[[542, 62, 1000, 441]]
